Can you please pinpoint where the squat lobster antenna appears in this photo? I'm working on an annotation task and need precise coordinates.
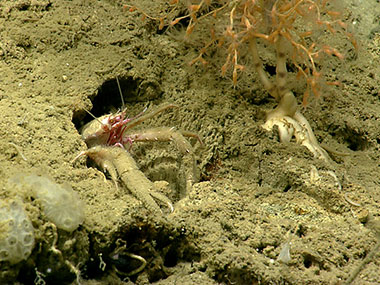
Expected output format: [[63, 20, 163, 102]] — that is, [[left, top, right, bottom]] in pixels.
[[83, 108, 106, 128], [115, 75, 149, 116], [116, 76, 125, 111], [71, 150, 87, 164]]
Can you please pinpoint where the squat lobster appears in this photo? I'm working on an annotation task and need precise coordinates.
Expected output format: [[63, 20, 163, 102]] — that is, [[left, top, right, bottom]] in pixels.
[[73, 102, 202, 214]]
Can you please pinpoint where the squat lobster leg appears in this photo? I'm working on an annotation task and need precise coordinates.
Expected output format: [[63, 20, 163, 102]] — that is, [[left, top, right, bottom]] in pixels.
[[129, 127, 203, 154], [128, 126, 203, 195]]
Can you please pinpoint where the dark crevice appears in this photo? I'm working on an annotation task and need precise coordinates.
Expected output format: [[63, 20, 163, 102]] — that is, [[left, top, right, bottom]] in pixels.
[[72, 76, 162, 131], [303, 255, 313, 268], [72, 77, 137, 131], [330, 127, 370, 151]]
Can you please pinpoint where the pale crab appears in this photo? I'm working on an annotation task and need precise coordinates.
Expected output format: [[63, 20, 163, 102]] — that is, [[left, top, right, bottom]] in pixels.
[[73, 103, 202, 214]]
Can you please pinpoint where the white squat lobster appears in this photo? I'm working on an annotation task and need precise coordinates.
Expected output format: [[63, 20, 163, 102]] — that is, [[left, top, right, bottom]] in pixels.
[[73, 101, 202, 214]]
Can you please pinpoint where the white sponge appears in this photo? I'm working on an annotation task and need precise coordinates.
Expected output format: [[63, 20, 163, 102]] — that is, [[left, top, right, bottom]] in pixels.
[[0, 200, 35, 264], [11, 174, 85, 232]]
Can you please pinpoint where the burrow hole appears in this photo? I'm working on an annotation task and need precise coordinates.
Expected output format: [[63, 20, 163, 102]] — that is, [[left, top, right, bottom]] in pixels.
[[73, 77, 138, 130]]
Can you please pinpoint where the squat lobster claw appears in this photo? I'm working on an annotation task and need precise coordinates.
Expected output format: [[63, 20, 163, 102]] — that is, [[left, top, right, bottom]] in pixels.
[[73, 146, 174, 213]]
